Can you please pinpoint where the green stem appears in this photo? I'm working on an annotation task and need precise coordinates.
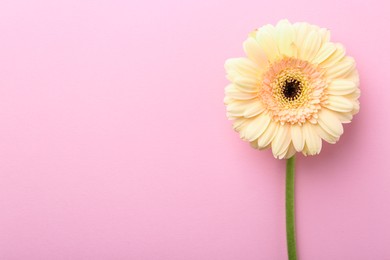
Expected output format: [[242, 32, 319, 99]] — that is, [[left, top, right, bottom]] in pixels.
[[286, 155, 297, 260]]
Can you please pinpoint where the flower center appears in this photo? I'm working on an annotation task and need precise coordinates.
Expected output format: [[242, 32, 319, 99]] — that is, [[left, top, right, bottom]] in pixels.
[[272, 69, 308, 107], [259, 57, 328, 125], [282, 78, 302, 101]]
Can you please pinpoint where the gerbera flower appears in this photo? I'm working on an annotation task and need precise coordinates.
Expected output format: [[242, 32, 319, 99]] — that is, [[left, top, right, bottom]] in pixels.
[[224, 19, 360, 159]]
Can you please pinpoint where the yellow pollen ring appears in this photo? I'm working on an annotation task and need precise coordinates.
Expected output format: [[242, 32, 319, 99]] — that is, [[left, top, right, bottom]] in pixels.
[[272, 69, 310, 109]]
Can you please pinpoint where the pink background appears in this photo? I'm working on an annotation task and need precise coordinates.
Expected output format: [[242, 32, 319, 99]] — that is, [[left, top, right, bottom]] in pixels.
[[0, 0, 389, 259]]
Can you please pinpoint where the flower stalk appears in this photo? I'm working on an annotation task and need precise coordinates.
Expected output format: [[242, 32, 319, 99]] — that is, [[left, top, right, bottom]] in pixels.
[[286, 155, 297, 260]]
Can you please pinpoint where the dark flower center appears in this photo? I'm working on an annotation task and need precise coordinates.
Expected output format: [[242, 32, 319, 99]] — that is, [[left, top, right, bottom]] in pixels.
[[282, 78, 302, 100]]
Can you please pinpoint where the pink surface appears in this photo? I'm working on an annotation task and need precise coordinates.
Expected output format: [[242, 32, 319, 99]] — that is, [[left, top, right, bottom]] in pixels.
[[0, 0, 389, 259]]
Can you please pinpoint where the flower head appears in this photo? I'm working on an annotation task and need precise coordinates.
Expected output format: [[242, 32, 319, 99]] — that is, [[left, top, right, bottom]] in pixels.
[[224, 20, 360, 159]]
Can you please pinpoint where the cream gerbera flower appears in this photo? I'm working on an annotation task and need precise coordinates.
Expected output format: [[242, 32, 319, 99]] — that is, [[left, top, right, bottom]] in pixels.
[[224, 19, 360, 159]]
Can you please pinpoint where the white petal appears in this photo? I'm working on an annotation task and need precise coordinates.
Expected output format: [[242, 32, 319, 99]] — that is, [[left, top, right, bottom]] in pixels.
[[319, 43, 345, 68], [244, 114, 271, 142], [278, 145, 291, 159], [255, 25, 280, 62], [226, 100, 251, 116], [343, 68, 360, 84], [227, 99, 264, 117], [276, 20, 296, 57], [224, 95, 234, 105], [225, 84, 257, 100], [353, 100, 360, 114], [318, 28, 330, 43], [344, 90, 360, 115], [333, 111, 353, 123], [326, 95, 354, 112], [257, 121, 278, 148], [243, 37, 268, 68], [271, 125, 291, 159], [250, 140, 259, 149], [243, 102, 266, 118], [327, 80, 357, 95], [302, 123, 322, 155], [293, 22, 310, 48], [312, 42, 336, 64], [284, 144, 297, 159], [325, 57, 355, 79], [225, 57, 260, 81], [315, 124, 338, 144], [291, 124, 304, 152], [299, 30, 322, 61], [317, 109, 344, 138], [234, 76, 260, 93], [344, 88, 361, 100], [233, 117, 249, 131]]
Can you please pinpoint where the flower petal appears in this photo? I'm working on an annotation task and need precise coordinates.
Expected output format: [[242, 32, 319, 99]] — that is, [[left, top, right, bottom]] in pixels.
[[325, 57, 355, 79], [327, 79, 357, 95], [293, 22, 310, 48], [255, 25, 280, 62], [250, 140, 259, 149], [225, 57, 260, 81], [299, 30, 322, 61], [276, 19, 296, 57], [318, 28, 330, 43], [271, 125, 292, 159], [343, 68, 359, 84], [326, 95, 354, 112], [317, 109, 344, 138], [243, 101, 266, 118], [302, 123, 322, 155], [333, 111, 353, 123], [226, 100, 250, 116], [244, 113, 271, 141], [344, 90, 360, 115], [227, 99, 262, 117], [257, 121, 278, 148], [233, 76, 260, 93], [291, 124, 304, 152], [225, 84, 257, 100], [243, 37, 268, 68], [319, 43, 345, 68], [315, 124, 338, 144], [312, 42, 336, 64], [232, 117, 249, 131], [284, 144, 297, 159]]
